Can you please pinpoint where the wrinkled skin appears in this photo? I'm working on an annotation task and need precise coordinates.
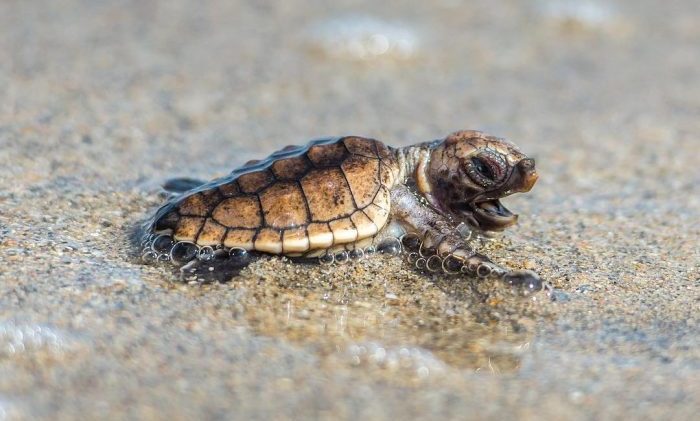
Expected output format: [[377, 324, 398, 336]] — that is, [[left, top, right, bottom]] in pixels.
[[423, 130, 538, 231], [388, 130, 542, 290]]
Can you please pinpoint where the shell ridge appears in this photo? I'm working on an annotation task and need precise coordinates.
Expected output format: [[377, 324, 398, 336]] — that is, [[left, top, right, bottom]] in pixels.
[[327, 221, 335, 246], [193, 217, 207, 243], [231, 159, 273, 176], [304, 225, 311, 253], [338, 138, 353, 155], [368, 184, 387, 211], [367, 185, 389, 212], [250, 228, 261, 251], [346, 215, 359, 242], [199, 219, 227, 245], [254, 193, 267, 228], [338, 165, 360, 210], [297, 180, 314, 225], [172, 138, 345, 201], [342, 137, 381, 159], [302, 153, 316, 169], [227, 137, 337, 180], [359, 208, 380, 232], [370, 139, 381, 158], [307, 136, 342, 147]]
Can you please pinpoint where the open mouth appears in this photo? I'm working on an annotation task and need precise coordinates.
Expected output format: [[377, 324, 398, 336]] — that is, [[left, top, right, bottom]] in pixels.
[[458, 199, 518, 231]]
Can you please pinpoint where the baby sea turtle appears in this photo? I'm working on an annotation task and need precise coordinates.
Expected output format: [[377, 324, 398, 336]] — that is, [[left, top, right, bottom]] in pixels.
[[142, 130, 542, 289]]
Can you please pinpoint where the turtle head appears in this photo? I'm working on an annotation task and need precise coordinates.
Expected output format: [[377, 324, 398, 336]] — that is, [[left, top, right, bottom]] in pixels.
[[424, 130, 538, 231]]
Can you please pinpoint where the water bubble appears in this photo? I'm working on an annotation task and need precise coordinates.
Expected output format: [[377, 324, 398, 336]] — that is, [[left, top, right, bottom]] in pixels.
[[503, 270, 544, 294], [349, 248, 365, 260], [378, 238, 402, 255], [426, 255, 442, 272], [319, 253, 335, 266], [197, 246, 215, 261], [151, 234, 174, 254], [229, 247, 248, 259], [211, 248, 229, 260], [477, 264, 492, 278], [141, 250, 158, 264], [442, 255, 462, 275], [418, 243, 436, 258], [400, 233, 422, 251], [335, 250, 350, 264], [169, 242, 199, 265], [139, 233, 155, 249]]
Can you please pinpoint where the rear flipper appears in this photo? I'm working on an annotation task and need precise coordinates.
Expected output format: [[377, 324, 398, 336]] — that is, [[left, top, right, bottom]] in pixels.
[[163, 177, 207, 194], [142, 233, 257, 283], [178, 248, 257, 283], [453, 258, 545, 294]]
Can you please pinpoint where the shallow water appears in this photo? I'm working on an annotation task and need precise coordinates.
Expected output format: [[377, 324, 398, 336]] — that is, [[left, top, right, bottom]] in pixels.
[[1, 0, 699, 419]]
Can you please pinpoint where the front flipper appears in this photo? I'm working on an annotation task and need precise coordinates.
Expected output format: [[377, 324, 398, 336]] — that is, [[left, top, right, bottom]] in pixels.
[[502, 269, 544, 292], [391, 185, 545, 292], [400, 234, 544, 293], [163, 177, 207, 194]]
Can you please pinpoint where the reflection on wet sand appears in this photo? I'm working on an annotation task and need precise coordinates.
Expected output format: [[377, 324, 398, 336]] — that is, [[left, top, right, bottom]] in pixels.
[[226, 254, 552, 376]]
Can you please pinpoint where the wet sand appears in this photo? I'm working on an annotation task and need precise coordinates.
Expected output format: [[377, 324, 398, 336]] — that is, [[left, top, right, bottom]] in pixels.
[[0, 0, 698, 419]]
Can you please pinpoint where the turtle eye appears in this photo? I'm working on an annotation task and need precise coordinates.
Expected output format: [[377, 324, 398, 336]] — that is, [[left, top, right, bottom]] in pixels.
[[471, 157, 494, 180], [465, 152, 506, 187]]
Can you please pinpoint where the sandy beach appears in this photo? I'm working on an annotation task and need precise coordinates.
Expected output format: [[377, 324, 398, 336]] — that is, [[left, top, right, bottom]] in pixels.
[[0, 0, 698, 419]]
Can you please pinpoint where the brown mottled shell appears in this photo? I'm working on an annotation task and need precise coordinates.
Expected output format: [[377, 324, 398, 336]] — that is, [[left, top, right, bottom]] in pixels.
[[151, 137, 399, 255]]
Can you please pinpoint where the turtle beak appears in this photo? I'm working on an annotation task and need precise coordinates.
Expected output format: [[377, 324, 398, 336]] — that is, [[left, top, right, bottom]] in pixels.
[[507, 158, 538, 193]]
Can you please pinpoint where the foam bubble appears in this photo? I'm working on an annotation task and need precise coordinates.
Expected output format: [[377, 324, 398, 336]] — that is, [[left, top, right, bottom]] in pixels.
[[346, 341, 446, 377], [0, 321, 77, 357], [307, 15, 420, 60]]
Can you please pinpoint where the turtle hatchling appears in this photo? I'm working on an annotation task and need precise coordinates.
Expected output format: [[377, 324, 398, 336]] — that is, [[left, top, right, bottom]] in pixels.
[[142, 130, 543, 289]]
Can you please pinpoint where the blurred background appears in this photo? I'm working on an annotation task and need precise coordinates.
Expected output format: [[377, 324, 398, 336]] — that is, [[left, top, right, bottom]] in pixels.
[[0, 1, 698, 420]]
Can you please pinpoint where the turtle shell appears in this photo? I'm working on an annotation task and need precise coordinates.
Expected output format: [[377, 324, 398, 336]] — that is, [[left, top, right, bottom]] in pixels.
[[151, 137, 400, 255]]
